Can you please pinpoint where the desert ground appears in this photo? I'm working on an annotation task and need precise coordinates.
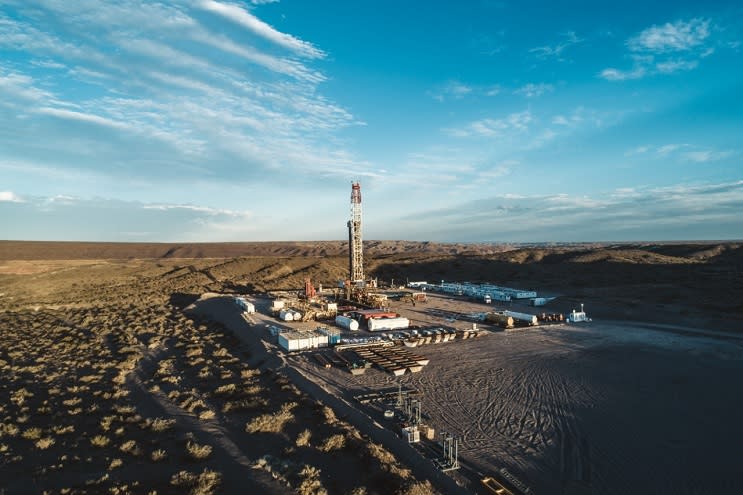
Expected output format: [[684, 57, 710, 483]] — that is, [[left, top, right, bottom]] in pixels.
[[294, 292, 743, 494], [1, 240, 741, 494]]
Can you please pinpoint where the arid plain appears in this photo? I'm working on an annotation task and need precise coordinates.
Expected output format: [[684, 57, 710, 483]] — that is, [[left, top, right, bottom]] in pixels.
[[1, 240, 742, 494]]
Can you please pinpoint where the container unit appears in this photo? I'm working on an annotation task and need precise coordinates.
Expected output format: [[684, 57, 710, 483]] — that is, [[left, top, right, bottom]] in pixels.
[[511, 290, 538, 299], [335, 315, 359, 331], [271, 299, 286, 310], [367, 317, 410, 332], [278, 331, 329, 352], [317, 326, 341, 345], [279, 309, 294, 321], [530, 297, 548, 306], [503, 310, 538, 326]]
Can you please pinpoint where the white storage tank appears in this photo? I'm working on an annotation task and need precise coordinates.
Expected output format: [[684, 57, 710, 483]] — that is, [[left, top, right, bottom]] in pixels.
[[503, 310, 538, 326], [279, 309, 294, 321], [335, 315, 359, 331], [368, 317, 410, 332], [292, 310, 303, 320]]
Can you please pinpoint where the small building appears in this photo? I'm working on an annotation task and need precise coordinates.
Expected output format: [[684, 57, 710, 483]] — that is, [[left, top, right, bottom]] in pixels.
[[271, 299, 286, 310], [278, 331, 329, 352], [235, 297, 255, 313]]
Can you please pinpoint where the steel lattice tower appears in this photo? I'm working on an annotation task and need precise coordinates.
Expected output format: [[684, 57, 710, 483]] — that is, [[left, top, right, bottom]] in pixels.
[[347, 182, 364, 283]]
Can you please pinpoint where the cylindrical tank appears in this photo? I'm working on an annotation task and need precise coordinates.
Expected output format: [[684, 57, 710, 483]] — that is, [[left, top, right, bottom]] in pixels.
[[367, 317, 410, 332], [335, 315, 359, 331], [504, 310, 538, 326], [279, 309, 294, 321], [485, 312, 514, 328]]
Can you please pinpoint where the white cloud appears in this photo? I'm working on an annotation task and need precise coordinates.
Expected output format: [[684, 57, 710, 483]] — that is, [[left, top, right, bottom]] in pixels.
[[682, 150, 734, 162], [143, 203, 251, 218], [446, 111, 532, 138], [625, 144, 735, 163], [598, 67, 646, 81], [530, 31, 583, 59], [513, 83, 553, 98], [198, 0, 325, 59], [655, 59, 699, 73], [601, 18, 714, 82], [0, 191, 24, 202], [628, 18, 710, 53], [36, 107, 131, 131], [429, 80, 473, 101], [390, 180, 743, 242], [657, 143, 687, 156]]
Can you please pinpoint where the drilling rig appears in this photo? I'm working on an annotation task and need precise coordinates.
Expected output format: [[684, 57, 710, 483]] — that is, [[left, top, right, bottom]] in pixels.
[[347, 182, 364, 284]]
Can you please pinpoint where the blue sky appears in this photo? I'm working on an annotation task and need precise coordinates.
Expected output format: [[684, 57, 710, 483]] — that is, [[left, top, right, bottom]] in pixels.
[[1, 0, 741, 242]]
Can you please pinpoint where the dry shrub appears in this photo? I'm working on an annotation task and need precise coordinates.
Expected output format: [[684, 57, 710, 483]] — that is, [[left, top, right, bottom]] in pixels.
[[108, 458, 123, 470], [0, 423, 19, 437], [21, 428, 42, 440], [222, 398, 267, 413], [52, 425, 75, 435], [321, 406, 337, 425], [170, 469, 221, 495], [91, 435, 110, 448], [151, 449, 167, 462], [62, 397, 82, 407], [318, 434, 345, 453], [149, 418, 176, 432], [35, 437, 55, 450], [295, 429, 311, 447], [240, 368, 260, 380], [198, 410, 215, 421], [297, 465, 327, 495], [119, 440, 142, 456], [397, 481, 436, 495], [213, 383, 237, 396], [186, 441, 212, 460], [245, 402, 297, 434]]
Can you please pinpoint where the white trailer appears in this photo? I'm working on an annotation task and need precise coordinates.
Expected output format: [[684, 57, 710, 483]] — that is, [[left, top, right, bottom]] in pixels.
[[368, 317, 410, 332]]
